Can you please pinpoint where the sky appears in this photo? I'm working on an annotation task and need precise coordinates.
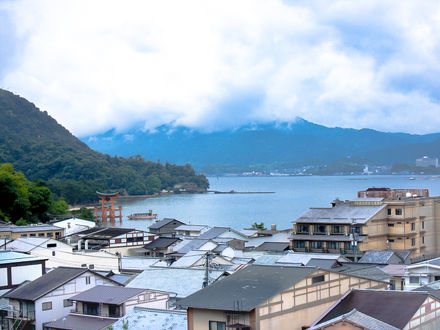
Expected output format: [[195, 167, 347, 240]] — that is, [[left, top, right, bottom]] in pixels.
[[1, 0, 440, 137]]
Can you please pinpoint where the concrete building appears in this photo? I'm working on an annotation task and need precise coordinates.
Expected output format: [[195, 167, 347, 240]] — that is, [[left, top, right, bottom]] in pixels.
[[0, 224, 64, 240], [180, 264, 387, 330], [290, 189, 440, 259]]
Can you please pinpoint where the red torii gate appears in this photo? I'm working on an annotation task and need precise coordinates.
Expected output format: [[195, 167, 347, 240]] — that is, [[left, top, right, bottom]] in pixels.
[[94, 191, 122, 226]]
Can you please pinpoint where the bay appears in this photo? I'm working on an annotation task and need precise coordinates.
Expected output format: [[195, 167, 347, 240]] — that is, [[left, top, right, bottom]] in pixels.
[[116, 175, 440, 231]]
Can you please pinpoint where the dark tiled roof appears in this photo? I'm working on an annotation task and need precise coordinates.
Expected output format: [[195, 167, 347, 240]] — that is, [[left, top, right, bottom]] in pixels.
[[306, 259, 340, 269], [44, 314, 115, 330], [77, 227, 134, 239], [144, 237, 180, 250], [358, 251, 396, 264], [254, 242, 290, 252], [3, 267, 88, 301], [149, 218, 184, 230], [179, 265, 317, 311], [317, 289, 429, 329], [70, 285, 146, 304]]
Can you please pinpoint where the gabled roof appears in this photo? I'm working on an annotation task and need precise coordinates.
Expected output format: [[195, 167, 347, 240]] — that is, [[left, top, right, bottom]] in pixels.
[[309, 308, 398, 330], [69, 285, 147, 304], [198, 227, 247, 240], [179, 265, 317, 311], [3, 267, 120, 301], [359, 250, 410, 264], [143, 237, 180, 250], [175, 224, 208, 232], [5, 237, 71, 253], [314, 289, 430, 329], [148, 218, 185, 230], [254, 242, 290, 252], [172, 239, 210, 254], [0, 251, 46, 265], [3, 267, 88, 301]]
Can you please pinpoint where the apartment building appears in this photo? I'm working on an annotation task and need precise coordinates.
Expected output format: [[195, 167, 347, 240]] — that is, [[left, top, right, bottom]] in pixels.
[[290, 188, 440, 259]]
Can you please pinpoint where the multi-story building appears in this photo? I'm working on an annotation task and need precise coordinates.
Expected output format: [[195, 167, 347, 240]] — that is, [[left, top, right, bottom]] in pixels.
[[290, 189, 440, 259], [416, 156, 439, 168]]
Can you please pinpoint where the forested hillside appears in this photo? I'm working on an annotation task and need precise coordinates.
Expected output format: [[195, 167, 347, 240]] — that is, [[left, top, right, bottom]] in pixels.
[[0, 89, 209, 204]]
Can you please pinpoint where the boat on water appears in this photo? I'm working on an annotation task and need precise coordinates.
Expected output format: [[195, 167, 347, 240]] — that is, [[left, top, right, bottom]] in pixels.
[[128, 210, 157, 220]]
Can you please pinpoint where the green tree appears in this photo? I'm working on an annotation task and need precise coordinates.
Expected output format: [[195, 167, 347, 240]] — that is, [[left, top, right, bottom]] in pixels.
[[251, 222, 267, 230]]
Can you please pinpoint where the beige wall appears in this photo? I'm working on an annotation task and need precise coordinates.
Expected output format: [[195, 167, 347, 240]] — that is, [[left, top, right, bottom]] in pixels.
[[189, 270, 387, 330]]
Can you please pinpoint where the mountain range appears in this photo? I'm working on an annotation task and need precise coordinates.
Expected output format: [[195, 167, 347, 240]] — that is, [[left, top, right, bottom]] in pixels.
[[83, 119, 440, 172]]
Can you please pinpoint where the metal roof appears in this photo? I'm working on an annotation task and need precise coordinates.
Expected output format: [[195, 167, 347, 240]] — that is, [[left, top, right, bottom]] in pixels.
[[77, 227, 135, 239], [126, 268, 224, 298], [175, 224, 208, 232], [294, 203, 386, 224], [172, 239, 210, 254], [0, 224, 62, 233], [43, 314, 116, 330], [112, 308, 187, 330], [198, 227, 229, 239], [0, 251, 46, 264], [316, 289, 430, 329], [69, 285, 146, 304], [179, 265, 317, 311], [3, 267, 88, 301]]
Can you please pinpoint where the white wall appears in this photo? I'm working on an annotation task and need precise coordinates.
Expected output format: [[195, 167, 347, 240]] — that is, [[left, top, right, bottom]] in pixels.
[[33, 271, 117, 330], [11, 264, 42, 285], [0, 268, 7, 286]]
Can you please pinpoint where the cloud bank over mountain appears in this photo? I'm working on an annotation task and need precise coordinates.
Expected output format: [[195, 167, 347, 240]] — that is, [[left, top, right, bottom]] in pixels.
[[1, 0, 440, 136]]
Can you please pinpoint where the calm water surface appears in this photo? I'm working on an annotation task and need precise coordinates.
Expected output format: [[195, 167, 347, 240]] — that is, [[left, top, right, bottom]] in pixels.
[[116, 175, 440, 231]]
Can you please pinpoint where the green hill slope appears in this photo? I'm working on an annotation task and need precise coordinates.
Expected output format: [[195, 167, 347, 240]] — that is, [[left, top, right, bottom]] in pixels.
[[0, 89, 209, 204]]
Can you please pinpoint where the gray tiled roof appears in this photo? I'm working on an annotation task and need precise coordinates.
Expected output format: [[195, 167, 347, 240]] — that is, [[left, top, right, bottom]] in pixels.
[[254, 242, 290, 252], [3, 267, 88, 301], [148, 218, 184, 229], [316, 289, 428, 329], [179, 265, 317, 311], [309, 308, 398, 330], [295, 203, 386, 224], [43, 314, 116, 330], [70, 285, 146, 304], [358, 251, 395, 264]]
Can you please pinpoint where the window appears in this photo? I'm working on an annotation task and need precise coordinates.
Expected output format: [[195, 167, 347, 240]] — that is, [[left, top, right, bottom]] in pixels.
[[328, 242, 341, 249], [21, 234, 27, 237], [127, 237, 144, 243], [352, 226, 362, 234], [313, 225, 326, 234], [297, 224, 309, 233], [409, 276, 420, 284], [209, 321, 226, 330], [388, 239, 395, 242], [388, 223, 394, 227], [42, 302, 52, 311], [411, 223, 415, 231], [312, 275, 325, 284], [85, 276, 91, 285], [331, 226, 344, 234], [293, 241, 306, 248], [83, 302, 99, 316], [422, 236, 425, 244], [387, 208, 392, 216], [55, 232, 61, 238], [52, 251, 55, 256], [38, 233, 45, 237], [395, 209, 402, 215], [88, 264, 94, 270], [422, 221, 425, 229], [411, 238, 416, 246], [47, 243, 57, 248], [29, 233, 36, 237], [310, 241, 324, 249], [63, 299, 73, 307], [47, 232, 53, 237]]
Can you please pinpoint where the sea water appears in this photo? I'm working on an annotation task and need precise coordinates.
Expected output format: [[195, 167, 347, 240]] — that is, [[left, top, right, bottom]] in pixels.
[[117, 175, 440, 231]]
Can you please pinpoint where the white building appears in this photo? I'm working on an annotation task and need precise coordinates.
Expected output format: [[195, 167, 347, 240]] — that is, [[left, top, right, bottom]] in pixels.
[[2, 266, 121, 330], [52, 218, 96, 236]]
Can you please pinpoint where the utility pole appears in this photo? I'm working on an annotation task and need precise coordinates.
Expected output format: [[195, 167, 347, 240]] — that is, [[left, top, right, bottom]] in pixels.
[[203, 251, 212, 288], [350, 219, 359, 262]]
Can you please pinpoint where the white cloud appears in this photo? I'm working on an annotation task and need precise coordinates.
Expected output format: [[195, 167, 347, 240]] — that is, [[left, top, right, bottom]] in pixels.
[[1, 0, 440, 136]]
